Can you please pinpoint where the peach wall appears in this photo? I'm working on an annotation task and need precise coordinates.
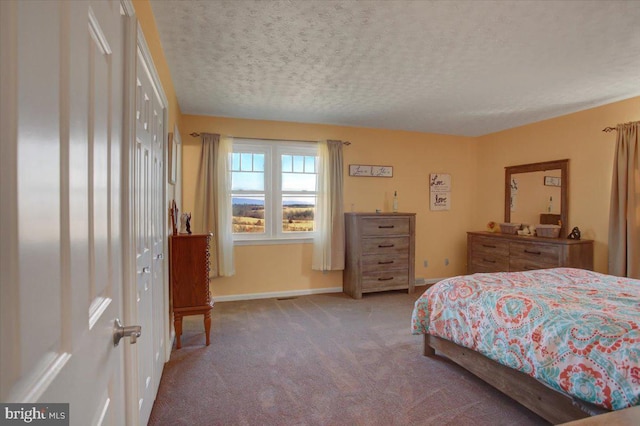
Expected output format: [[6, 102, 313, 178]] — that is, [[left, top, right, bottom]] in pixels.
[[133, 0, 638, 295], [132, 0, 183, 204], [132, 0, 180, 131], [474, 96, 640, 273], [180, 115, 477, 298]]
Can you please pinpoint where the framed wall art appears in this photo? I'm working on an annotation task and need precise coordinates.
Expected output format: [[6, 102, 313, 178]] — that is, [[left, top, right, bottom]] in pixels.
[[168, 125, 181, 184], [429, 173, 451, 211], [349, 164, 393, 177], [544, 176, 561, 187]]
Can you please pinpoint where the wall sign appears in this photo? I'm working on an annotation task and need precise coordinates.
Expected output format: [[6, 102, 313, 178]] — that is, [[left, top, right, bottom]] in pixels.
[[429, 173, 451, 191], [349, 164, 393, 177], [544, 176, 561, 187], [430, 192, 450, 211], [429, 173, 451, 211]]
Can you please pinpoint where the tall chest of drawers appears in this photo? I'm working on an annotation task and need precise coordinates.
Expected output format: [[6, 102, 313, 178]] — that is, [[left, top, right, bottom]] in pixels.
[[343, 213, 415, 299], [467, 231, 594, 274], [169, 233, 214, 349]]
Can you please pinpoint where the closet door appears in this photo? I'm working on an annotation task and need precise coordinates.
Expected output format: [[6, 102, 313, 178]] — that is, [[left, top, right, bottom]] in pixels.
[[130, 32, 167, 425], [0, 1, 129, 424]]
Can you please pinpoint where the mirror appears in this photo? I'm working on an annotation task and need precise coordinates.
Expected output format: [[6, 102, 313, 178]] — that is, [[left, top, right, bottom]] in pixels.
[[504, 159, 568, 237]]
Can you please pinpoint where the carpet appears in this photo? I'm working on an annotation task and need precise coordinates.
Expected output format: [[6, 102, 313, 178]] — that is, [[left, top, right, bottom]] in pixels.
[[149, 289, 547, 425]]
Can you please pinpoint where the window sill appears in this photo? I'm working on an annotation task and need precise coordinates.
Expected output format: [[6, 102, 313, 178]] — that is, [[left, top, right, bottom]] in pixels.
[[233, 237, 314, 246]]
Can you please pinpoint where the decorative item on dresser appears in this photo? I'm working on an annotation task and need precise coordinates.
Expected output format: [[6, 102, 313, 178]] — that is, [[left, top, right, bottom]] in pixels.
[[343, 212, 415, 299], [467, 231, 594, 274], [169, 233, 214, 349]]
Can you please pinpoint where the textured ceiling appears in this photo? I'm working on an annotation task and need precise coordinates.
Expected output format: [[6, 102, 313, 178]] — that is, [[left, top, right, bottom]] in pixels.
[[149, 0, 640, 137]]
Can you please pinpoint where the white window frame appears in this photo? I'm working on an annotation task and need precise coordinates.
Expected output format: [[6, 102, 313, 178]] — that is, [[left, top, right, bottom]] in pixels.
[[231, 139, 318, 245]]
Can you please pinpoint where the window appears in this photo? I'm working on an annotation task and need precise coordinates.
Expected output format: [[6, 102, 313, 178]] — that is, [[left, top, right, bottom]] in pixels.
[[231, 139, 318, 243]]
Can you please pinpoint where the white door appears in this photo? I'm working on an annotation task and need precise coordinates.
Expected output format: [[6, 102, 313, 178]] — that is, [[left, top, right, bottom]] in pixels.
[[127, 36, 168, 425], [0, 0, 131, 424], [149, 64, 167, 424]]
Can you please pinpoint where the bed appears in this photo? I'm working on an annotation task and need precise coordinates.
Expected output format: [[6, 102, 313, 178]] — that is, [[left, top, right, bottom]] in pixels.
[[411, 267, 640, 424]]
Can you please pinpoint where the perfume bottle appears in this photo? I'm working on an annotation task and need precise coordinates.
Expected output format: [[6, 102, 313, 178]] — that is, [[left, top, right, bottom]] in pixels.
[[393, 191, 398, 213]]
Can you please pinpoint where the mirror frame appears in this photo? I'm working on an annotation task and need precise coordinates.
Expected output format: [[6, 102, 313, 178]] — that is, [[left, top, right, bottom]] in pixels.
[[504, 159, 569, 238]]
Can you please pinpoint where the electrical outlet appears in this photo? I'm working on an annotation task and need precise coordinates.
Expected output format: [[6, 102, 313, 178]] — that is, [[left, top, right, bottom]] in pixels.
[[444, 258, 449, 266], [423, 260, 428, 267]]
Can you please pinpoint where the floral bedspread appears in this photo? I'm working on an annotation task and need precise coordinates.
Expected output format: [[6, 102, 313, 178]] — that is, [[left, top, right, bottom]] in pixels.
[[411, 268, 640, 410]]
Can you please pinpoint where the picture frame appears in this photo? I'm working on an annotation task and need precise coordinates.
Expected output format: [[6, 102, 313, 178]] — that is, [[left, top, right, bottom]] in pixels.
[[544, 176, 561, 187], [168, 125, 180, 184], [429, 173, 451, 211], [429, 173, 451, 192], [348, 164, 393, 177]]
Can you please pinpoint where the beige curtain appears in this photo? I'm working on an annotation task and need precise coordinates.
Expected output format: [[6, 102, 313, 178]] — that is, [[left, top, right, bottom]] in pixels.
[[608, 121, 640, 278], [194, 133, 220, 277], [193, 133, 235, 278], [312, 140, 345, 271], [216, 136, 235, 276]]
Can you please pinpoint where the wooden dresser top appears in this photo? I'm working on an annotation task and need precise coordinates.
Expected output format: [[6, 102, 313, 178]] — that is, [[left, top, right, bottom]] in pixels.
[[468, 231, 593, 246], [346, 212, 416, 217]]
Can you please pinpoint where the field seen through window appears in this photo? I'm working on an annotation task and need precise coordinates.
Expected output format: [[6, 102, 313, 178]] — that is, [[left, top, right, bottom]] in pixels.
[[232, 203, 315, 233]]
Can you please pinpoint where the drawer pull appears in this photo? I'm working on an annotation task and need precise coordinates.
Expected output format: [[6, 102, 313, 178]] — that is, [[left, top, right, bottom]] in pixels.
[[482, 258, 496, 263], [378, 225, 395, 229], [378, 244, 395, 248], [524, 249, 542, 255], [482, 244, 497, 248], [377, 277, 394, 281], [378, 260, 394, 265]]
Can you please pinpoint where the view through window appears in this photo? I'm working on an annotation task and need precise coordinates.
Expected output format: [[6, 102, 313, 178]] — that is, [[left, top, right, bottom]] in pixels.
[[231, 140, 318, 240]]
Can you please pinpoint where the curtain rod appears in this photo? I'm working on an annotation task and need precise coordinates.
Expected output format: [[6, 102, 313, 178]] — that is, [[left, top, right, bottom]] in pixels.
[[189, 132, 350, 145], [602, 121, 640, 132]]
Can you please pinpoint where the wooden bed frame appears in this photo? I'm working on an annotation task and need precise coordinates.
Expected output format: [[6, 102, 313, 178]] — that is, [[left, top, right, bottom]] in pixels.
[[423, 334, 609, 424]]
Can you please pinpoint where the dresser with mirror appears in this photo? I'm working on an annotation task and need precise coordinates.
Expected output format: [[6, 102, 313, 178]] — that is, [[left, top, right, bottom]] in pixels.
[[467, 159, 594, 274]]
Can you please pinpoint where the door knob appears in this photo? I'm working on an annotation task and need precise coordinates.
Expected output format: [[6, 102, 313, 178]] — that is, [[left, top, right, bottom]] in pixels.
[[113, 318, 142, 346]]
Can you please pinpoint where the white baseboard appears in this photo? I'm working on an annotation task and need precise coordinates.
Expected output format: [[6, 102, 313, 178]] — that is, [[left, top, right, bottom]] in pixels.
[[213, 279, 446, 302], [213, 286, 344, 302]]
